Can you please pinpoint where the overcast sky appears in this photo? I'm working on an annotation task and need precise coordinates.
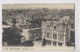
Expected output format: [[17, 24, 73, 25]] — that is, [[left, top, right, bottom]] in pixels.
[[3, 4, 74, 9]]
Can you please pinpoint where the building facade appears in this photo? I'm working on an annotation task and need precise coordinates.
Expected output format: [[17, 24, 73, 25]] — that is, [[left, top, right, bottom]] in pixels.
[[41, 18, 69, 46]]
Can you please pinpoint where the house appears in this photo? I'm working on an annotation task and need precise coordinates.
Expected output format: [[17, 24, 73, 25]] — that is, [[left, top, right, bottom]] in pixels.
[[41, 16, 73, 46]]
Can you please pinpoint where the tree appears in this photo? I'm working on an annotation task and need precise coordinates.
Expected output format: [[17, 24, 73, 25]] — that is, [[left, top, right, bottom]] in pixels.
[[3, 18, 22, 46], [3, 27, 22, 46], [12, 18, 17, 27], [42, 38, 46, 46]]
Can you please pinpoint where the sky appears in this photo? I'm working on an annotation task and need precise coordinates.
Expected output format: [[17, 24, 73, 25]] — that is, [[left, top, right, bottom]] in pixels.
[[2, 3, 74, 9]]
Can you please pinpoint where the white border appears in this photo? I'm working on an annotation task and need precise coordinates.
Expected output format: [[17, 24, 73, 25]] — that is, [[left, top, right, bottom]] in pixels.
[[0, 0, 78, 4], [0, 0, 80, 52]]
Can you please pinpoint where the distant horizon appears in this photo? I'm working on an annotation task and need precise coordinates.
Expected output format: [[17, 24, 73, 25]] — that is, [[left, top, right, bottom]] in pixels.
[[2, 4, 74, 10]]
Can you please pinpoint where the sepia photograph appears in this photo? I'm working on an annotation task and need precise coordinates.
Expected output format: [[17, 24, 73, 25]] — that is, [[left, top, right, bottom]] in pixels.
[[2, 4, 75, 50]]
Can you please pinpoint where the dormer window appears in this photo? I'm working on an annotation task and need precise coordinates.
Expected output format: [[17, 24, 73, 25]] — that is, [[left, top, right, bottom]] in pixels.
[[54, 26, 56, 29]]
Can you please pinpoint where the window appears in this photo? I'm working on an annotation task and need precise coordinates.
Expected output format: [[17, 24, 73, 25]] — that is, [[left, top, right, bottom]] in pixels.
[[53, 34, 54, 39], [53, 34, 57, 39], [36, 34, 38, 37], [54, 26, 56, 29], [58, 42, 62, 46], [36, 33, 39, 37], [46, 40, 51, 45], [53, 41, 57, 46], [47, 33, 49, 38]]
